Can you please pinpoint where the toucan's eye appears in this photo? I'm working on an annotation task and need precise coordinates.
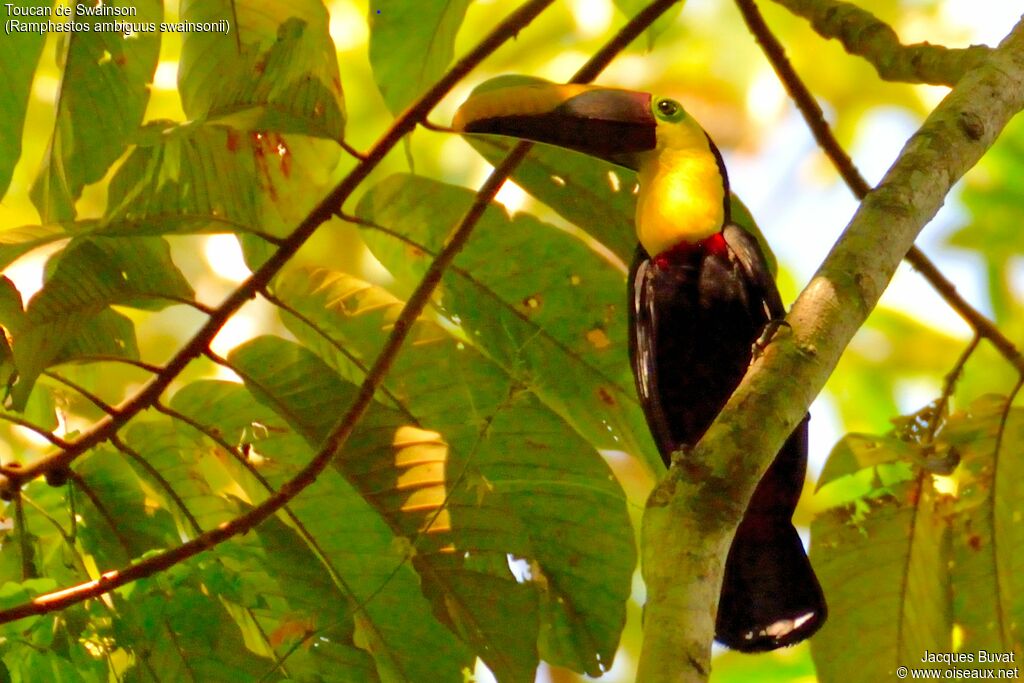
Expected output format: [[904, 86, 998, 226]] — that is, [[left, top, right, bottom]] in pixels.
[[654, 98, 685, 122]]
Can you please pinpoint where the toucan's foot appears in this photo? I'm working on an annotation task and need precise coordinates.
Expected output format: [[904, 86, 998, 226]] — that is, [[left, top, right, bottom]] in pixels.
[[752, 318, 790, 361], [668, 444, 693, 468]]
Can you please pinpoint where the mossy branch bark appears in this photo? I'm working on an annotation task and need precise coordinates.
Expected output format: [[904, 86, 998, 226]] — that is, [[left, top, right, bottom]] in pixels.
[[636, 17, 1024, 683], [770, 0, 991, 85]]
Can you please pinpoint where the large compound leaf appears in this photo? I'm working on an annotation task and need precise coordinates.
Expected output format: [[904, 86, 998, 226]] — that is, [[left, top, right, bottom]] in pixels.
[[238, 511, 381, 681], [356, 173, 660, 471], [71, 449, 273, 682], [30, 0, 161, 222], [122, 420, 238, 534], [943, 398, 1024, 658], [170, 381, 384, 680], [812, 398, 1024, 681], [74, 449, 180, 568], [4, 236, 189, 409], [175, 373, 539, 681], [368, 0, 471, 115], [0, 0, 48, 198], [810, 479, 951, 682], [104, 122, 338, 269], [275, 268, 636, 676], [178, 0, 345, 140], [229, 338, 474, 682]]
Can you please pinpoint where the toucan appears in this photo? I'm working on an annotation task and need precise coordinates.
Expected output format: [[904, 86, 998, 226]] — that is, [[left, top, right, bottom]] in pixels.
[[453, 80, 826, 651]]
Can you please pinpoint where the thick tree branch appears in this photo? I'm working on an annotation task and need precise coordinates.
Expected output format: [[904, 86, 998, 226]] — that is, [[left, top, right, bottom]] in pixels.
[[769, 0, 991, 85], [737, 0, 1024, 374], [637, 18, 1024, 683], [0, 0, 683, 626]]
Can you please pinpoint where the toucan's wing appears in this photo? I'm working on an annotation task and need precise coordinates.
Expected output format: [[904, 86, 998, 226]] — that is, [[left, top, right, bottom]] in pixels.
[[627, 247, 675, 457], [723, 223, 785, 321]]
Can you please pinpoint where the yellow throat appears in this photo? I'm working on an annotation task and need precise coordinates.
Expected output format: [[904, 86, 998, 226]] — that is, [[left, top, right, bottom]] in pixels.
[[634, 116, 725, 257]]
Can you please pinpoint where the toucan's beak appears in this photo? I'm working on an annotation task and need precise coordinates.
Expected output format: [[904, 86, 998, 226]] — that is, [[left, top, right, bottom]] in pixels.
[[452, 82, 655, 170]]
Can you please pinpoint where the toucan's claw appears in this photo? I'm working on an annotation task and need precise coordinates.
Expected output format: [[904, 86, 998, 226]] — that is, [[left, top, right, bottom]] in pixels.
[[752, 318, 790, 362]]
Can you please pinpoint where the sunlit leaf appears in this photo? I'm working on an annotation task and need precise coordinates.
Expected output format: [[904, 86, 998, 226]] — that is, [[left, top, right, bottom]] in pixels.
[[74, 449, 179, 567], [810, 479, 951, 682], [355, 173, 661, 472], [943, 397, 1023, 656], [179, 0, 345, 140], [0, 0, 48, 198], [30, 0, 161, 222], [817, 432, 916, 490], [274, 268, 637, 675], [105, 122, 339, 269], [368, 0, 471, 115], [122, 574, 279, 681], [122, 420, 238, 534], [6, 236, 188, 409], [228, 339, 475, 681]]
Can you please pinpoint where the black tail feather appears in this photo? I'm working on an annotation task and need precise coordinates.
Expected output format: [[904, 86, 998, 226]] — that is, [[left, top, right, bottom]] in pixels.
[[715, 417, 827, 651]]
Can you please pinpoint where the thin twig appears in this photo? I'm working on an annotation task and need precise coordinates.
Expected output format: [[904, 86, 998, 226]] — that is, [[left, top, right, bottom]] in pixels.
[[63, 356, 163, 374], [0, 413, 69, 449], [108, 434, 204, 536], [339, 140, 367, 161], [258, 287, 408, 412], [926, 335, 980, 442], [44, 371, 119, 416], [0, 0, 682, 626], [735, 0, 1024, 375], [14, 493, 33, 580], [67, 472, 133, 552]]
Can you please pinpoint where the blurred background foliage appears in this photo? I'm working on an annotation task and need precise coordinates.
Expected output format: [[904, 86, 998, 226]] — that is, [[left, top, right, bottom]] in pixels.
[[0, 0, 1021, 681]]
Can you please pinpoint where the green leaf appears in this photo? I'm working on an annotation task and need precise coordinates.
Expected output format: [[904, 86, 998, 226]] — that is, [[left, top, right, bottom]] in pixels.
[[355, 173, 661, 471], [104, 122, 339, 269], [810, 479, 952, 682], [227, 338, 475, 682], [169, 381, 384, 678], [74, 449, 179, 567], [30, 0, 161, 222], [122, 420, 238, 534], [0, 224, 84, 273], [467, 136, 639, 263], [612, 0, 683, 49], [11, 649, 83, 683], [0, 0, 48, 198], [274, 269, 637, 676], [240, 511, 381, 681], [7, 236, 187, 409], [817, 432, 916, 490], [944, 397, 1024, 656], [178, 0, 345, 139], [122, 576, 277, 682], [368, 0, 471, 115], [105, 122, 264, 235]]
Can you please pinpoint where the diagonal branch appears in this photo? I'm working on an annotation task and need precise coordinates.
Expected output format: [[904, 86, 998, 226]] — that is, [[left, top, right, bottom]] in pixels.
[[637, 16, 1024, 683], [769, 0, 991, 85], [737, 0, 1024, 375], [0, 0, 556, 490], [0, 0, 684, 626]]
